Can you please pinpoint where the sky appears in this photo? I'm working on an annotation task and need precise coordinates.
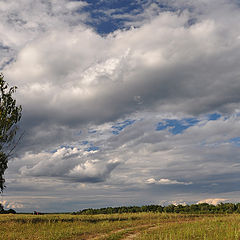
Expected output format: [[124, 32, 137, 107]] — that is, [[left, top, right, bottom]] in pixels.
[[1, 0, 240, 212]]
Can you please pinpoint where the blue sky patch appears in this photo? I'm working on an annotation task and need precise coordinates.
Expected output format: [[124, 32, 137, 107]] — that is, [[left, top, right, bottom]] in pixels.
[[81, 141, 89, 145], [85, 145, 99, 152], [60, 144, 74, 149], [80, 0, 141, 34], [207, 113, 221, 121], [112, 130, 119, 135], [79, 0, 177, 34], [156, 118, 199, 135], [229, 137, 240, 146], [112, 119, 135, 135]]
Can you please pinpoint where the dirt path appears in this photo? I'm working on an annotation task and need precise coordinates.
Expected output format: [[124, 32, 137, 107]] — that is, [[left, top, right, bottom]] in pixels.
[[122, 224, 159, 240], [122, 217, 207, 240], [88, 216, 206, 240], [90, 223, 155, 240]]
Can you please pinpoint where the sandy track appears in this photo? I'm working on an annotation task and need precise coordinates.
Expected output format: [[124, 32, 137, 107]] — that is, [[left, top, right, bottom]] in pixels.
[[122, 225, 159, 240], [90, 223, 155, 240], [88, 217, 202, 240]]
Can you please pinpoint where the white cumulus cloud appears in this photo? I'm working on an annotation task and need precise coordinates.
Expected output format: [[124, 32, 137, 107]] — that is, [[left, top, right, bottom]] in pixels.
[[146, 178, 192, 185], [197, 198, 228, 205]]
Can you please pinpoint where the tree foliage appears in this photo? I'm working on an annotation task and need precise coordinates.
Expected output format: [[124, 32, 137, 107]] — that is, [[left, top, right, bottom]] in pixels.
[[74, 202, 240, 215], [0, 74, 22, 192], [0, 203, 16, 214], [0, 203, 3, 212]]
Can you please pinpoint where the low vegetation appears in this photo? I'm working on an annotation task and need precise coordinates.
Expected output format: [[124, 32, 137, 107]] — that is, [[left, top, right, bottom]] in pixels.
[[0, 212, 240, 239]]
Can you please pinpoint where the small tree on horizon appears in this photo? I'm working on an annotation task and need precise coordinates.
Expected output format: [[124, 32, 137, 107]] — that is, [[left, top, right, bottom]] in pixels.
[[0, 73, 22, 192]]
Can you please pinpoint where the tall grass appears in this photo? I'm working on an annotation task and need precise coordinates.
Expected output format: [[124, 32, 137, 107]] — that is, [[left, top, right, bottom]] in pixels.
[[0, 213, 156, 240], [139, 214, 240, 240], [0, 213, 239, 239]]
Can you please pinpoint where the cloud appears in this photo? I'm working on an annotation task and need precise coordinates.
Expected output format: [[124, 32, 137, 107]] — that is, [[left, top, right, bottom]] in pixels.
[[146, 178, 192, 185], [66, 1, 88, 11], [68, 159, 120, 182], [0, 0, 89, 70], [3, 0, 240, 136], [7, 110, 240, 211], [197, 198, 228, 205], [0, 200, 24, 209], [19, 147, 120, 183], [1, 0, 240, 212]]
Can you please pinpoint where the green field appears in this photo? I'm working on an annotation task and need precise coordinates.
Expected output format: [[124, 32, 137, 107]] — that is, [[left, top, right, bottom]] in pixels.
[[0, 213, 240, 240]]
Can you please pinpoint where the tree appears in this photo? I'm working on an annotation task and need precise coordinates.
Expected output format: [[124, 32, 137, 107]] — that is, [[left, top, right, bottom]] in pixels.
[[0, 73, 22, 192], [0, 203, 3, 212]]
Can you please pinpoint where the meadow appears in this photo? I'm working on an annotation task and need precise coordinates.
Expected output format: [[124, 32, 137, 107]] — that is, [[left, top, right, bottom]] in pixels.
[[0, 212, 240, 240]]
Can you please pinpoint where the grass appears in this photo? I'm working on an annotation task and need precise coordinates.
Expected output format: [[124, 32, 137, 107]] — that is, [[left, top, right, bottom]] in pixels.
[[138, 214, 240, 240], [0, 213, 240, 239]]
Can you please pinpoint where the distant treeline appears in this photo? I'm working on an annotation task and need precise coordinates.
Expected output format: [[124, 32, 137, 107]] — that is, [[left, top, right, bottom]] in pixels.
[[74, 203, 240, 215]]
